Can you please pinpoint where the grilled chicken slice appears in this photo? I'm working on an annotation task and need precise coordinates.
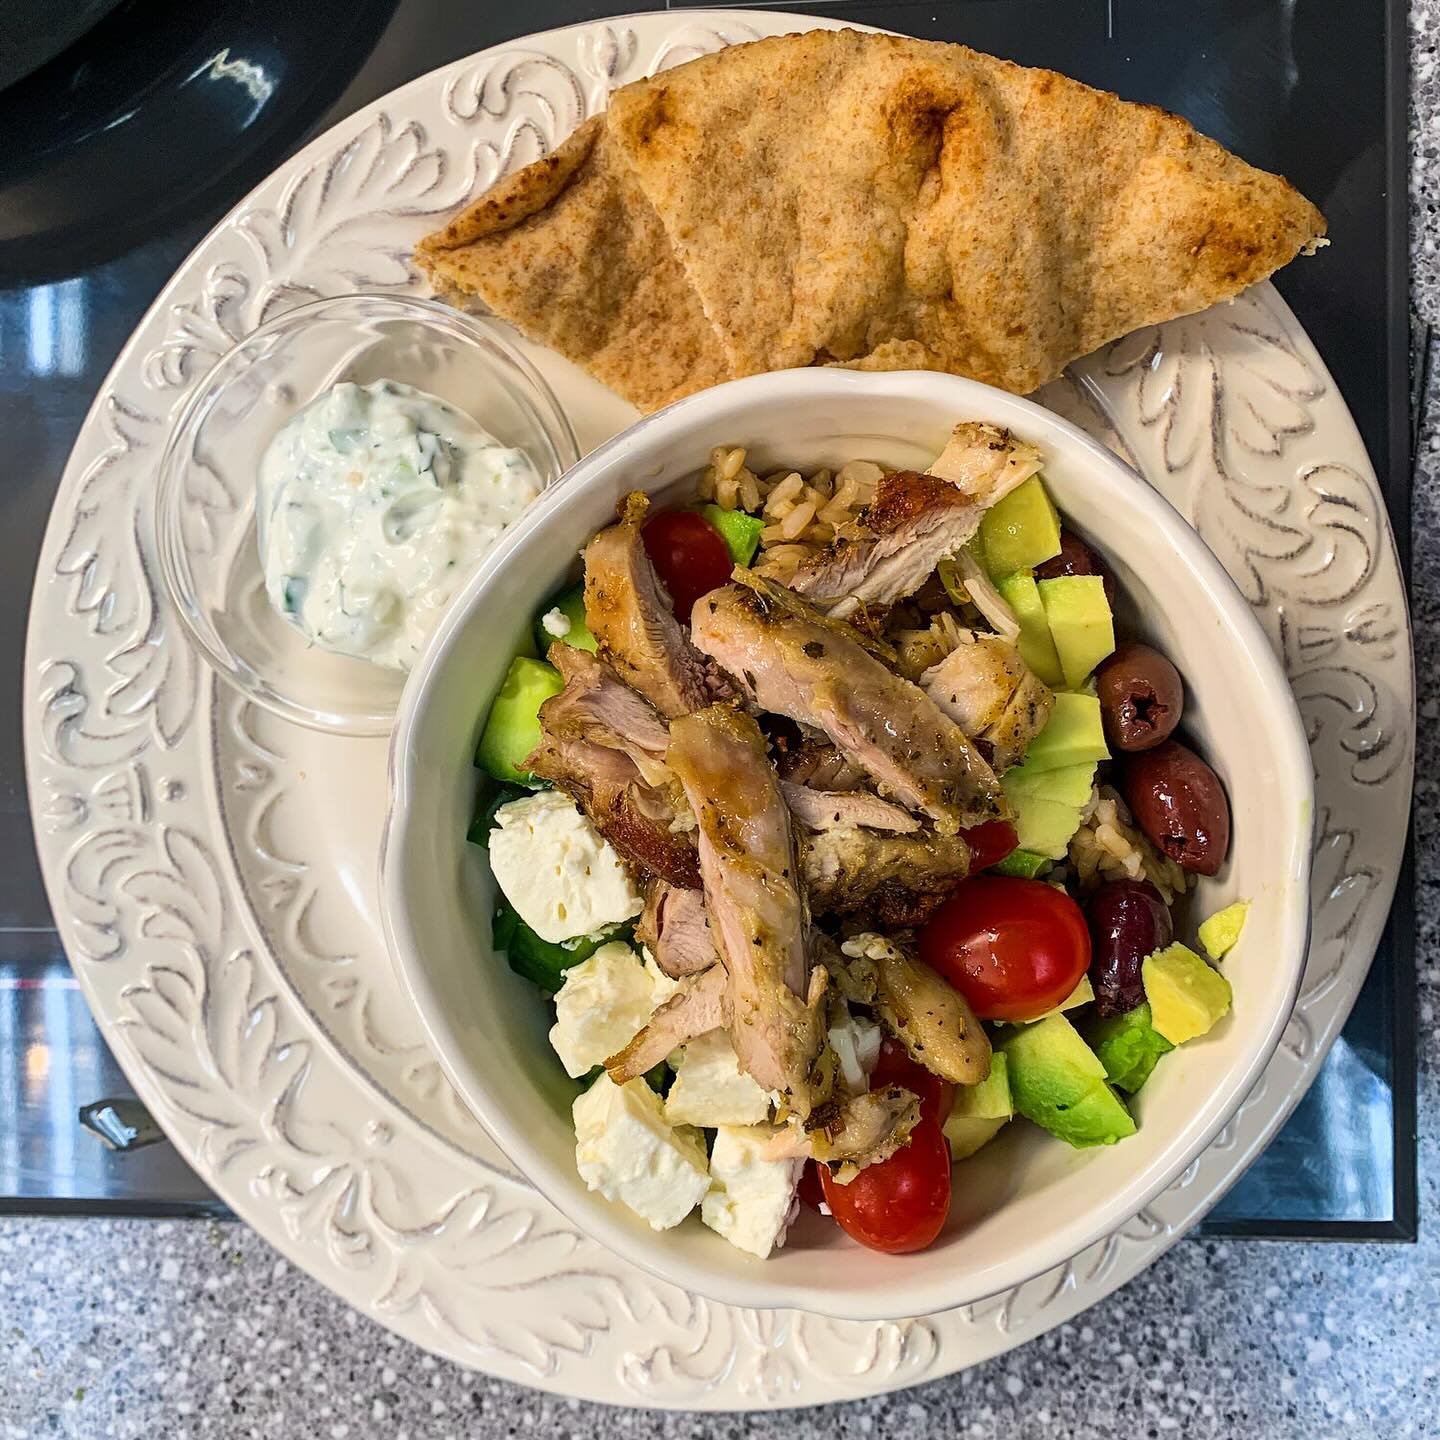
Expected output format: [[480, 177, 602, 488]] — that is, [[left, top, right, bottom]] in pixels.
[[605, 964, 728, 1083], [666, 704, 826, 1105], [583, 491, 726, 718], [800, 824, 971, 925], [635, 879, 717, 978], [526, 731, 700, 888], [840, 933, 991, 1086], [766, 1087, 920, 1171], [542, 644, 674, 787], [779, 425, 1040, 619], [780, 782, 920, 835], [921, 633, 1054, 772], [775, 738, 872, 792], [691, 583, 1006, 834]]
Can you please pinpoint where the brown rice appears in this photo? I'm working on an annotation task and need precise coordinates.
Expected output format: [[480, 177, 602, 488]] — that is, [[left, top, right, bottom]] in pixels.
[[1066, 785, 1189, 903]]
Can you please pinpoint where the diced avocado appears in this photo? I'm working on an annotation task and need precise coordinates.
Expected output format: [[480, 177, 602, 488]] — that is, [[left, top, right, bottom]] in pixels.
[[1009, 790, 1084, 860], [1004, 759, 1098, 807], [700, 504, 765, 566], [1143, 943, 1233, 1044], [992, 848, 1050, 879], [951, 1051, 1012, 1121], [979, 476, 1062, 580], [1059, 973, 1095, 1012], [1020, 693, 1110, 774], [476, 656, 564, 785], [1198, 901, 1251, 961], [492, 902, 633, 994], [1000, 1013, 1136, 1147], [1038, 575, 1115, 689], [1087, 1002, 1174, 1093], [997, 571, 1065, 688], [532, 582, 596, 655], [944, 1115, 1009, 1161]]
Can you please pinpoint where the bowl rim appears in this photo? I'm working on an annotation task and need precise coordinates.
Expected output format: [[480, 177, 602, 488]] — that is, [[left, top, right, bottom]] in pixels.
[[153, 291, 581, 738], [380, 366, 1314, 1321]]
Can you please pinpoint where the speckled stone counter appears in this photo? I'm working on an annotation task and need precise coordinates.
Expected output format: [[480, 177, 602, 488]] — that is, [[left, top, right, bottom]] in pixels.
[[3, 7, 1439, 1437]]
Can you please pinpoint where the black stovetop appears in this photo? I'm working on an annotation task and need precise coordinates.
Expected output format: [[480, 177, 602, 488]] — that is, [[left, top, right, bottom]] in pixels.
[[0, 0, 1416, 1237]]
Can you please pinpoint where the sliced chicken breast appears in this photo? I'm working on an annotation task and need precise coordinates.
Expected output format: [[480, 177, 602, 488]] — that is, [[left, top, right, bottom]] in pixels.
[[691, 583, 1006, 833], [666, 704, 826, 1106], [605, 964, 728, 1083], [921, 632, 1054, 772], [635, 879, 718, 978], [800, 824, 971, 924]]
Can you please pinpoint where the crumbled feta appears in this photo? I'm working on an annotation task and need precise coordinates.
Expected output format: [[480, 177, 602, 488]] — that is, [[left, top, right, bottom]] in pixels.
[[701, 1126, 805, 1259], [664, 1029, 772, 1127], [549, 942, 669, 1078], [573, 1074, 710, 1231], [840, 931, 900, 963], [540, 606, 572, 639], [489, 790, 642, 943], [828, 1011, 882, 1095]]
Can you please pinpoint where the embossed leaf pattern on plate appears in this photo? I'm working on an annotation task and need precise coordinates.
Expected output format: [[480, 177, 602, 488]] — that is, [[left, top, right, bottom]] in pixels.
[[22, 12, 1412, 1410]]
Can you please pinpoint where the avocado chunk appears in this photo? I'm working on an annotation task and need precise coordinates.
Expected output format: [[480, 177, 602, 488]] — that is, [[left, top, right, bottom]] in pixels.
[[1087, 1002, 1174, 1093], [1038, 575, 1115, 689], [992, 847, 1050, 878], [979, 476, 1063, 580], [476, 656, 564, 785], [1198, 900, 1251, 961], [1143, 943, 1233, 1044], [1000, 1013, 1136, 1147], [1020, 693, 1110, 774], [997, 571, 1065, 688], [700, 503, 765, 566], [1008, 790, 1084, 859], [944, 1052, 1013, 1159], [533, 582, 596, 655], [1002, 759, 1097, 807]]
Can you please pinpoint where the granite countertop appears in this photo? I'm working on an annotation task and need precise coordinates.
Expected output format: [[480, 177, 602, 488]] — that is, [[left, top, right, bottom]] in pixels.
[[3, 7, 1439, 1436]]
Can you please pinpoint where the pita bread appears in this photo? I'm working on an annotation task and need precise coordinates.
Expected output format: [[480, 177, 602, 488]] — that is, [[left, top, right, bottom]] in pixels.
[[415, 116, 729, 412], [606, 30, 1326, 392]]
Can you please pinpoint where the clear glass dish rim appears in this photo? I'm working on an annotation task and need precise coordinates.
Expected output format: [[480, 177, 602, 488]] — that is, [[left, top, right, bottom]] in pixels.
[[153, 292, 582, 738]]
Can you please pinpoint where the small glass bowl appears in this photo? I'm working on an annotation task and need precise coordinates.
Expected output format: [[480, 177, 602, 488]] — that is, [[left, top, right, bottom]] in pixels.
[[155, 294, 579, 736]]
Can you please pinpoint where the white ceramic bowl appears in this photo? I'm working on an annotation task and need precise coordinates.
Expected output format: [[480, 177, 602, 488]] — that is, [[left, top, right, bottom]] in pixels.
[[380, 369, 1312, 1322]]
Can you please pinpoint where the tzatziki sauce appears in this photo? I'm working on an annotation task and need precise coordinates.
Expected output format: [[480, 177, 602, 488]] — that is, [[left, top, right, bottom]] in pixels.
[[256, 379, 542, 670]]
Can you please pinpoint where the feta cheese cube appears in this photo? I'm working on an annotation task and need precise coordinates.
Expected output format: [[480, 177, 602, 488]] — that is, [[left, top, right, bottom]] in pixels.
[[489, 791, 642, 943], [701, 1126, 804, 1259], [540, 606, 572, 639], [664, 1029, 772, 1127], [549, 942, 667, 1078], [573, 1074, 710, 1230], [828, 1012, 882, 1095]]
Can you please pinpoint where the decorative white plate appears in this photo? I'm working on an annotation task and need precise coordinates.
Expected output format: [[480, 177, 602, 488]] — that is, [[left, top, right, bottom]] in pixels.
[[23, 11, 1413, 1411]]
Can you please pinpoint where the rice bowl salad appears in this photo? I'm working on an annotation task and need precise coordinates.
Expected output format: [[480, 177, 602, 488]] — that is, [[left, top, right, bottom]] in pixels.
[[468, 418, 1251, 1260]]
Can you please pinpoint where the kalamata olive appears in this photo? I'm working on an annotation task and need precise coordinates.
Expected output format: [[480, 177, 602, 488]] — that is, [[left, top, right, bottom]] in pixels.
[[1121, 740, 1231, 876], [1085, 879, 1174, 1016], [1095, 642, 1185, 752], [1035, 529, 1116, 608]]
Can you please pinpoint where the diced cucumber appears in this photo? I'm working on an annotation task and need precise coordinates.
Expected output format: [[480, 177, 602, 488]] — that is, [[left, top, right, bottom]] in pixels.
[[979, 475, 1062, 580], [476, 656, 564, 785], [532, 582, 596, 655], [493, 900, 634, 994], [992, 848, 1051, 879], [466, 783, 530, 848], [700, 504, 765, 566]]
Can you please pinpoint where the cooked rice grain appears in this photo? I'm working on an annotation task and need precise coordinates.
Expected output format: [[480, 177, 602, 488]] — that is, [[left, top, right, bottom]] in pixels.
[[1068, 786, 1188, 903]]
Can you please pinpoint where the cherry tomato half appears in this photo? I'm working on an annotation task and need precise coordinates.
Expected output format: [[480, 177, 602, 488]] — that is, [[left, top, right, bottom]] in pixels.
[[871, 1037, 954, 1128], [641, 510, 733, 619], [819, 1122, 952, 1254], [961, 818, 1019, 873], [918, 874, 1091, 1023]]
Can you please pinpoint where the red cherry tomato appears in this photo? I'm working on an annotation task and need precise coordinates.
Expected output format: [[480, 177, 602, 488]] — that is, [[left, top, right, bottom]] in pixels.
[[871, 1037, 954, 1128], [819, 1123, 952, 1254], [919, 874, 1091, 1023], [961, 818, 1019, 873], [641, 510, 733, 619]]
